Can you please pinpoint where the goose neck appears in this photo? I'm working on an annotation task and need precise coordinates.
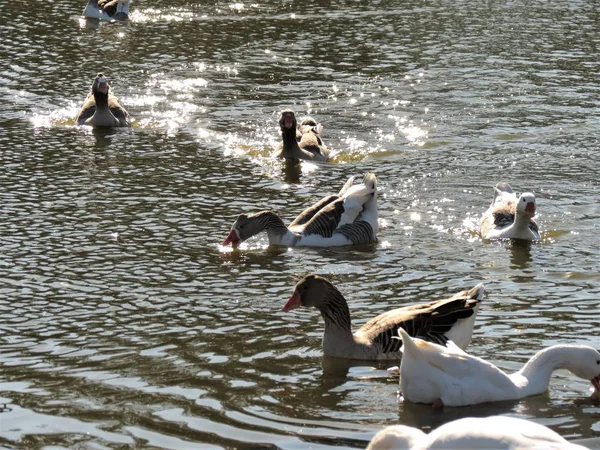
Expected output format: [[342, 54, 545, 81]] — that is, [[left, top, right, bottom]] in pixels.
[[93, 90, 109, 109], [320, 288, 353, 335], [281, 127, 301, 152], [253, 211, 291, 244], [515, 345, 577, 396]]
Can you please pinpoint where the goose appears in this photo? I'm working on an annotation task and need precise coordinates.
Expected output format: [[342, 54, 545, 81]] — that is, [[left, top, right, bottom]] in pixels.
[[82, 0, 130, 21], [480, 182, 540, 240], [281, 275, 485, 360], [76, 73, 131, 128], [274, 109, 330, 162], [397, 327, 600, 407], [222, 173, 377, 248], [366, 416, 588, 450]]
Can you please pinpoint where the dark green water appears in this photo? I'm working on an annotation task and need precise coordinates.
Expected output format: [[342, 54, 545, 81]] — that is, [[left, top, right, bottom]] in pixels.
[[1, 0, 599, 448]]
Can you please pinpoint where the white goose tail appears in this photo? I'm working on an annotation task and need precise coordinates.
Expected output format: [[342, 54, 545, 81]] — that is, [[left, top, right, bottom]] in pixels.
[[339, 173, 378, 227]]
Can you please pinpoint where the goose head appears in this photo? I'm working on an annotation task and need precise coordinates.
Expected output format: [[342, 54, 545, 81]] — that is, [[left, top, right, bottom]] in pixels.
[[92, 73, 110, 96], [282, 274, 335, 312], [566, 347, 600, 390], [222, 213, 261, 248], [279, 109, 297, 133], [517, 192, 537, 218]]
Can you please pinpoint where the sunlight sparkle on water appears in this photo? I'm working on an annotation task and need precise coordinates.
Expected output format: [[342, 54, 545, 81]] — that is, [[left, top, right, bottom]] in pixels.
[[410, 212, 421, 221]]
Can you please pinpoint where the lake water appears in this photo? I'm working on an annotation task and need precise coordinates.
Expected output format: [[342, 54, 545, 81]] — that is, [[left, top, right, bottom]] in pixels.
[[1, 0, 599, 448]]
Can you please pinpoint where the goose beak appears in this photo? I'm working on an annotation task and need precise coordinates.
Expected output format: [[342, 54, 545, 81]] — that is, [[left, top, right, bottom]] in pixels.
[[97, 81, 109, 95], [222, 229, 241, 248], [282, 289, 301, 312], [525, 202, 536, 217], [284, 114, 294, 129]]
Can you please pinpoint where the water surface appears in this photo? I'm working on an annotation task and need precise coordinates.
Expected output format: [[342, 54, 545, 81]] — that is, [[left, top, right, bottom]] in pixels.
[[1, 0, 599, 448]]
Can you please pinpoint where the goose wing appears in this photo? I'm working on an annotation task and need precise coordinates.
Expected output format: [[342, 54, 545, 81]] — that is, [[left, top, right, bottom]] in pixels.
[[289, 176, 357, 228], [76, 94, 96, 125], [355, 292, 482, 354], [108, 95, 130, 125], [289, 195, 339, 229]]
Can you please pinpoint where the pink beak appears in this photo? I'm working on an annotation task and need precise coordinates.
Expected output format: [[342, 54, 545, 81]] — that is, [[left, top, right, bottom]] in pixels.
[[282, 289, 301, 312], [525, 202, 536, 217], [97, 82, 109, 94], [222, 229, 240, 248], [284, 115, 294, 129]]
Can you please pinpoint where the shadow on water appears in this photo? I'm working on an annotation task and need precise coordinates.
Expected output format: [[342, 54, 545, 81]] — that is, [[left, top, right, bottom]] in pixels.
[[508, 240, 533, 270], [282, 158, 303, 184]]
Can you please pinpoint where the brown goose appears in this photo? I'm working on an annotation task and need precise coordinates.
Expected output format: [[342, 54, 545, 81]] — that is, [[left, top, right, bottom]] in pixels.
[[480, 182, 540, 240], [282, 275, 485, 360], [76, 73, 131, 128], [274, 109, 329, 162]]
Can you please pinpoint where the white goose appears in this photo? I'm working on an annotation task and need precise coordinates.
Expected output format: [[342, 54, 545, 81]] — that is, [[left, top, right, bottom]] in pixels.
[[82, 0, 130, 21], [282, 275, 485, 360], [366, 416, 588, 450], [398, 327, 600, 407], [222, 173, 378, 248], [273, 109, 329, 162], [480, 182, 540, 240]]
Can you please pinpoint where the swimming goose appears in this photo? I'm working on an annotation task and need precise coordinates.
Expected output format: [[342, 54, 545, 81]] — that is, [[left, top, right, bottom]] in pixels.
[[480, 182, 540, 240], [82, 0, 130, 21], [366, 416, 588, 450], [76, 73, 131, 128], [222, 173, 377, 248], [274, 109, 330, 162], [398, 327, 600, 407], [282, 275, 485, 360]]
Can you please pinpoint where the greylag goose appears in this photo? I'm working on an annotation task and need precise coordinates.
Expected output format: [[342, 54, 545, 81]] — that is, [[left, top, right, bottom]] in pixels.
[[222, 173, 377, 248], [274, 109, 330, 162], [367, 416, 588, 450], [76, 73, 131, 128], [282, 275, 485, 360], [397, 327, 600, 407], [82, 0, 130, 21], [480, 182, 540, 240]]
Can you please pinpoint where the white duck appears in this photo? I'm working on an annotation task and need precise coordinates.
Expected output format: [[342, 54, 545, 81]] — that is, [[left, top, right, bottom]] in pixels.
[[222, 173, 377, 248], [282, 275, 484, 360], [480, 182, 540, 240], [366, 416, 588, 450], [398, 328, 600, 407], [273, 109, 330, 162], [76, 73, 131, 128]]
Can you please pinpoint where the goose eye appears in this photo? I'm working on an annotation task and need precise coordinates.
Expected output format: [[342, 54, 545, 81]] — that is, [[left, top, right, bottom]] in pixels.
[[596, 360, 599, 365], [522, 198, 526, 202]]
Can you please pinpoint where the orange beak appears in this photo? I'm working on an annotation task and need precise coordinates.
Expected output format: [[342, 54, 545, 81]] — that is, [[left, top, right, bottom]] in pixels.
[[222, 229, 240, 248], [282, 289, 301, 312], [525, 202, 536, 218]]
